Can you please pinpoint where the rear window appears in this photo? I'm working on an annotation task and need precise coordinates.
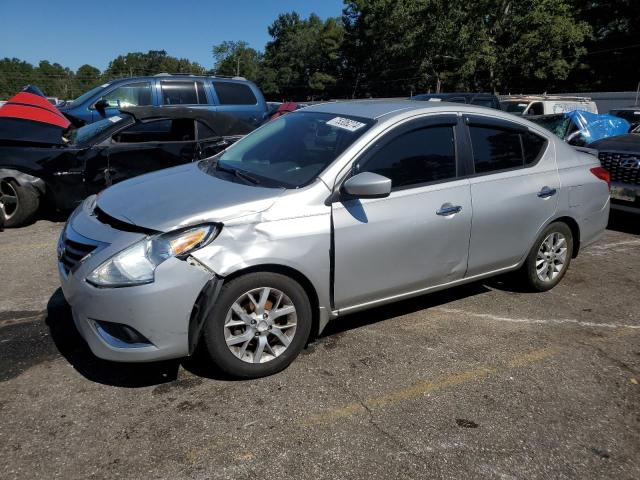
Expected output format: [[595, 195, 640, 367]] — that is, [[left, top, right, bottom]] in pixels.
[[469, 125, 547, 173], [161, 81, 208, 105], [213, 82, 257, 105]]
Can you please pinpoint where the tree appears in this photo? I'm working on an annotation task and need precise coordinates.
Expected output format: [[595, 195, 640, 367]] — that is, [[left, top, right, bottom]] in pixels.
[[0, 58, 35, 99], [33, 61, 74, 99], [105, 50, 205, 78], [567, 0, 640, 91], [212, 41, 262, 81], [342, 0, 590, 96], [75, 64, 102, 96], [260, 12, 344, 100]]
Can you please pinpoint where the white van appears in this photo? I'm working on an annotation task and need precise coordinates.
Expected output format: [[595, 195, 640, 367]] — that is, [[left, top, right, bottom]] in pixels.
[[501, 95, 598, 116]]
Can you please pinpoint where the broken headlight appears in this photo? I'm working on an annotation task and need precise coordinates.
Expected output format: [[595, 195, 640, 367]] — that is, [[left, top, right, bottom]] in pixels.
[[86, 224, 219, 287]]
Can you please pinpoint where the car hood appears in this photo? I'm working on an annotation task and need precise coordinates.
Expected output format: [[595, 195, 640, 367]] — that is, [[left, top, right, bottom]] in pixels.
[[590, 134, 640, 153], [96, 162, 285, 232]]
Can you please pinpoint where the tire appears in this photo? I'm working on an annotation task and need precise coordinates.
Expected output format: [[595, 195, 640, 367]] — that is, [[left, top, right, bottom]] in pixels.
[[520, 221, 573, 292], [203, 272, 312, 379], [0, 178, 40, 228]]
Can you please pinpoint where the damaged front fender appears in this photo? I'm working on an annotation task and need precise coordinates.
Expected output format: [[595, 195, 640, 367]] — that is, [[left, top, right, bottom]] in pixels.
[[0, 168, 45, 195]]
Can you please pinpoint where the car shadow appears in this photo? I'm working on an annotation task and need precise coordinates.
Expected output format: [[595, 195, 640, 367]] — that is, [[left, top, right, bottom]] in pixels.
[[47, 279, 501, 386], [46, 288, 181, 388], [608, 210, 640, 236], [321, 281, 491, 337]]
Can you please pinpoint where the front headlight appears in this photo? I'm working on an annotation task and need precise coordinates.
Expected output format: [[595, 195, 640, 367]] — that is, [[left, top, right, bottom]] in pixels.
[[86, 224, 219, 287]]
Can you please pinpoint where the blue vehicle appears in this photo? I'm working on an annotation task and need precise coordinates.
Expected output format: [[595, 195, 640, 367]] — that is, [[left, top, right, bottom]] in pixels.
[[60, 74, 268, 127]]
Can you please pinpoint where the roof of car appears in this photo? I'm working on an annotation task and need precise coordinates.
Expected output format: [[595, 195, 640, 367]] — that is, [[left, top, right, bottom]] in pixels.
[[413, 92, 497, 98], [107, 74, 251, 85], [120, 106, 254, 136], [302, 100, 449, 120]]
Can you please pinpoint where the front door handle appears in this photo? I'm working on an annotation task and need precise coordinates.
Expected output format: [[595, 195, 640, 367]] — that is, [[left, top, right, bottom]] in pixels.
[[436, 203, 463, 216], [537, 186, 557, 198]]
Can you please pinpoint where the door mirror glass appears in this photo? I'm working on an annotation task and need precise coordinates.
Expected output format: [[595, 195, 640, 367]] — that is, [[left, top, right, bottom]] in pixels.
[[342, 172, 391, 199]]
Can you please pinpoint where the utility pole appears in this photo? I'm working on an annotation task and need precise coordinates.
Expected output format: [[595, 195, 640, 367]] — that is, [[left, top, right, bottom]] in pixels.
[[236, 57, 240, 77]]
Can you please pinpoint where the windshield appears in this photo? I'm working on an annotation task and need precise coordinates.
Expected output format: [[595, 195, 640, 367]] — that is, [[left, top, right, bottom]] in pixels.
[[502, 101, 529, 114], [66, 114, 133, 146], [67, 83, 109, 106], [201, 111, 374, 188]]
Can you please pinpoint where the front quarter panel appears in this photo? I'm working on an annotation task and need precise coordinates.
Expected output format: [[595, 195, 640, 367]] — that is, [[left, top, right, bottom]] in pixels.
[[191, 207, 332, 314]]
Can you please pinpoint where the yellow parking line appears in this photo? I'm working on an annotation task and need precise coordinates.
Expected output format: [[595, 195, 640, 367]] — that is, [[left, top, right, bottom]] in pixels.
[[302, 348, 556, 427]]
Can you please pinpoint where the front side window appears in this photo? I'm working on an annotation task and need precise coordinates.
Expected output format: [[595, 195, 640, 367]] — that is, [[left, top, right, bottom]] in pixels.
[[213, 82, 257, 105], [528, 102, 544, 115], [67, 115, 134, 146], [357, 126, 457, 188], [469, 125, 547, 173], [161, 81, 207, 105], [201, 112, 374, 188], [101, 82, 152, 108], [502, 102, 528, 115], [112, 119, 195, 143]]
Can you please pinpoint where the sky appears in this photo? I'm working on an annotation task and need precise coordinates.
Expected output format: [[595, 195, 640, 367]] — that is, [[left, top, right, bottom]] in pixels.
[[0, 0, 344, 71]]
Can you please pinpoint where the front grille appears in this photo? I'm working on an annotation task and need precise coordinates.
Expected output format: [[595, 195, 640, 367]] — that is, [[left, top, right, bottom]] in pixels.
[[598, 151, 640, 185], [59, 235, 97, 275]]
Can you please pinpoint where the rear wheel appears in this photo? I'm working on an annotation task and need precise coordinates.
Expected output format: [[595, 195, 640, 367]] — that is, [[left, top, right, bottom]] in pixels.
[[520, 222, 573, 292], [203, 272, 312, 379], [0, 178, 40, 228]]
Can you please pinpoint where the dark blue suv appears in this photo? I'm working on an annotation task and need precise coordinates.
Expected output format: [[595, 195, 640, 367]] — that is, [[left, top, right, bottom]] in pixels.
[[60, 74, 268, 126]]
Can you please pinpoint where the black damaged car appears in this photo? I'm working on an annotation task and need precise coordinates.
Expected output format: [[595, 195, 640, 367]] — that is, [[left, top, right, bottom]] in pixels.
[[0, 104, 254, 227]]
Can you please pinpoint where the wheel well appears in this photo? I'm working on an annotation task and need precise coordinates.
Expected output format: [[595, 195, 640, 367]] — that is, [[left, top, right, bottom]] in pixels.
[[553, 216, 581, 258], [224, 264, 321, 340]]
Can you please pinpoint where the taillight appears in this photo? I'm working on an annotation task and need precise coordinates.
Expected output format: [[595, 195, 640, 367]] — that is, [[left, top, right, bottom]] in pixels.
[[590, 167, 610, 189]]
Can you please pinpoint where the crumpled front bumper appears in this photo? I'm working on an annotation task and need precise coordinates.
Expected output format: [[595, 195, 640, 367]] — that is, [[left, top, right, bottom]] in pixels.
[[58, 199, 215, 362]]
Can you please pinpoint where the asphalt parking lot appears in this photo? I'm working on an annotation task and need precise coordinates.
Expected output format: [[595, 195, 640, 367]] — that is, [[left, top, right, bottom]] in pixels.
[[1, 213, 639, 480]]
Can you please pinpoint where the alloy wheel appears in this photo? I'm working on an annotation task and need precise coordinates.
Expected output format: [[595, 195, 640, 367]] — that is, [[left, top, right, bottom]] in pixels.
[[0, 180, 19, 221], [224, 287, 297, 364], [535, 232, 568, 282]]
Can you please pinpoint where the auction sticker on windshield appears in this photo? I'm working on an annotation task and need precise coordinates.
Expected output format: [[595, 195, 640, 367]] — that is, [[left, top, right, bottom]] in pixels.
[[326, 117, 367, 132], [108, 116, 122, 123]]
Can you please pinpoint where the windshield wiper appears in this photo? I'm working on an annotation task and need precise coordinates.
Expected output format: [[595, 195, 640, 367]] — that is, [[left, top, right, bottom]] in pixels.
[[214, 162, 260, 185]]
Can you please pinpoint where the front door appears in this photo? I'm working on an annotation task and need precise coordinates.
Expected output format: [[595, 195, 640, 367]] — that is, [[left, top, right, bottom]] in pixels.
[[105, 118, 197, 184], [333, 116, 473, 310]]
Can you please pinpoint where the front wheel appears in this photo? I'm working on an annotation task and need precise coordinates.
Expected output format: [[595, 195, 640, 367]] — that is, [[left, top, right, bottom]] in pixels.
[[0, 178, 40, 228], [203, 272, 312, 379], [520, 222, 573, 292]]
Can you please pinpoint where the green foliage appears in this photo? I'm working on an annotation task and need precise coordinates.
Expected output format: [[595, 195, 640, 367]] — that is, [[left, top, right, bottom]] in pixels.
[[0, 2, 637, 101], [0, 50, 206, 100], [341, 0, 591, 96], [104, 50, 205, 78], [259, 13, 344, 100], [212, 41, 262, 81]]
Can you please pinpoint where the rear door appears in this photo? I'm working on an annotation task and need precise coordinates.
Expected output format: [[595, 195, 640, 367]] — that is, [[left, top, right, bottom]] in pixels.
[[332, 115, 473, 310], [159, 80, 211, 110], [463, 115, 559, 276], [105, 118, 197, 184]]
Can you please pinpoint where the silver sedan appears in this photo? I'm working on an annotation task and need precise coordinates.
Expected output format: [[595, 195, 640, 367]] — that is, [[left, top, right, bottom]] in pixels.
[[58, 101, 610, 378]]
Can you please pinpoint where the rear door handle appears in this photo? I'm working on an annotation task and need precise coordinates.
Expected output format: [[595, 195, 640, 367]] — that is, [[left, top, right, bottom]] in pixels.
[[537, 186, 557, 198], [436, 203, 463, 216]]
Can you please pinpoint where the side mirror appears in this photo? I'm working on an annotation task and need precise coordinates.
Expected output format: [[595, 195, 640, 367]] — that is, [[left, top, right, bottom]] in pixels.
[[342, 172, 392, 199], [93, 99, 109, 114]]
